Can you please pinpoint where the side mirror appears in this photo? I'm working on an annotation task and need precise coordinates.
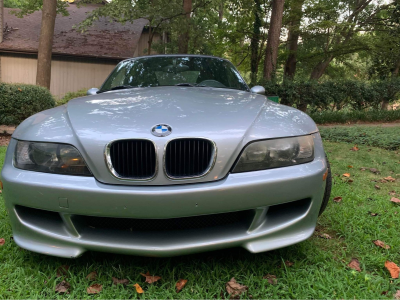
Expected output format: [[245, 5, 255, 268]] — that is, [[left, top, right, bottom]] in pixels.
[[87, 88, 99, 95], [250, 86, 265, 95]]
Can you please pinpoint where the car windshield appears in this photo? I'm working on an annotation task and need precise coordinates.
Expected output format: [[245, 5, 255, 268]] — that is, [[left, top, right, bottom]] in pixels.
[[99, 56, 249, 92]]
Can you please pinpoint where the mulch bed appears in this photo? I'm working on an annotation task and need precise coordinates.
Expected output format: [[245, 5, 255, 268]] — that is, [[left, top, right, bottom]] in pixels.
[[0, 134, 11, 147]]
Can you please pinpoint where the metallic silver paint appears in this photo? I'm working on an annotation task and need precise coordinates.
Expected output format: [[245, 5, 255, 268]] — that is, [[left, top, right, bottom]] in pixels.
[[104, 138, 159, 182]]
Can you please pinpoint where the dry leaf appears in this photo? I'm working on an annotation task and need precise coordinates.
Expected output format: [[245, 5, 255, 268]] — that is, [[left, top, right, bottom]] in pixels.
[[350, 146, 359, 151], [284, 260, 294, 267], [343, 173, 351, 177], [384, 176, 396, 182], [347, 179, 354, 183], [319, 233, 332, 239], [55, 281, 70, 294], [18, 88, 22, 92], [385, 261, 400, 278], [87, 283, 103, 294], [56, 265, 69, 277], [394, 290, 400, 300], [389, 191, 397, 196], [176, 279, 188, 293], [390, 197, 400, 204], [370, 168, 380, 174], [347, 258, 361, 272], [0, 238, 5, 246], [140, 272, 161, 284], [360, 167, 367, 171], [348, 165, 353, 168], [380, 179, 388, 183], [375, 185, 381, 190], [333, 197, 342, 203], [133, 283, 144, 294], [86, 271, 97, 281], [112, 277, 129, 285], [262, 274, 277, 285], [226, 278, 248, 298], [373, 240, 390, 249], [370, 213, 379, 216]]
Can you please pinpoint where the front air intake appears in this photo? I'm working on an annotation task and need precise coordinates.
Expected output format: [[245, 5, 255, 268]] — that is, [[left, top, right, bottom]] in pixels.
[[164, 138, 216, 179], [107, 139, 157, 180]]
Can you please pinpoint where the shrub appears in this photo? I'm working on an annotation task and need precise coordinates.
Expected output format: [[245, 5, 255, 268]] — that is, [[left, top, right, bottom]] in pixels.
[[264, 79, 400, 112], [57, 89, 88, 106], [309, 110, 400, 124], [0, 83, 56, 125]]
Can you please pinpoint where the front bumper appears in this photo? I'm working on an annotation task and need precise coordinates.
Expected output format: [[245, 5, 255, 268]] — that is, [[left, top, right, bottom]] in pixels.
[[1, 138, 327, 258]]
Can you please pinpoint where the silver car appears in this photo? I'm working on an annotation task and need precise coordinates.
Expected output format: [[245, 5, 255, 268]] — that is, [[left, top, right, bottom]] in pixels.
[[1, 55, 332, 258]]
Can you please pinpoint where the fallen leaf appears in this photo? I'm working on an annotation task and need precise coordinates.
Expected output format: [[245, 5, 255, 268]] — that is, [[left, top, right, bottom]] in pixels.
[[333, 197, 342, 203], [343, 173, 351, 177], [380, 179, 388, 183], [133, 283, 144, 294], [360, 167, 367, 171], [0, 238, 5, 246], [350, 146, 359, 151], [262, 274, 277, 285], [284, 260, 294, 267], [385, 261, 400, 278], [56, 265, 69, 277], [381, 291, 388, 295], [348, 165, 353, 168], [140, 272, 161, 284], [373, 240, 390, 249], [370, 213, 379, 216], [389, 191, 397, 196], [384, 176, 396, 182], [87, 283, 103, 294], [394, 290, 400, 300], [176, 279, 188, 293], [390, 197, 400, 204], [375, 185, 381, 190], [18, 88, 22, 92], [86, 271, 97, 281], [55, 281, 70, 294], [348, 258, 361, 272], [319, 233, 332, 239], [112, 277, 129, 285], [370, 168, 380, 174], [226, 278, 248, 298], [347, 179, 354, 183]]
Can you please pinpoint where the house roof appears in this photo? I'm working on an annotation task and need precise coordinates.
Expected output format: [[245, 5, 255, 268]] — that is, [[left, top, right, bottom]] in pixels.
[[0, 4, 149, 60]]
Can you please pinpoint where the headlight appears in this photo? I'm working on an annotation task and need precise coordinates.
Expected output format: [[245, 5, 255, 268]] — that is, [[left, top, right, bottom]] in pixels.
[[14, 141, 92, 176], [232, 135, 314, 173]]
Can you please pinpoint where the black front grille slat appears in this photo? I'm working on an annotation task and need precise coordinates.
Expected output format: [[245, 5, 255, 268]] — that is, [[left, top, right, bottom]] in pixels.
[[84, 210, 253, 232], [109, 140, 156, 179], [165, 138, 214, 178]]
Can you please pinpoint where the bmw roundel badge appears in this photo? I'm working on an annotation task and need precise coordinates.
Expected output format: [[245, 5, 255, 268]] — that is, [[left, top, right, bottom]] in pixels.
[[151, 124, 172, 137]]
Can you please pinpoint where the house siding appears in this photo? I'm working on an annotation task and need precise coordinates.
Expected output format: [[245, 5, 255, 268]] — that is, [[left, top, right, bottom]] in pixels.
[[0, 52, 118, 98]]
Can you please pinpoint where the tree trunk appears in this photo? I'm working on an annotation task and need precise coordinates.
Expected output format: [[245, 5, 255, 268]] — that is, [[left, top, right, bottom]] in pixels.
[[0, 0, 3, 82], [309, 57, 333, 80], [263, 0, 285, 81], [36, 0, 57, 89], [218, 1, 224, 21], [250, 0, 261, 86], [382, 58, 400, 110], [178, 0, 192, 53], [148, 25, 153, 55], [284, 0, 304, 80]]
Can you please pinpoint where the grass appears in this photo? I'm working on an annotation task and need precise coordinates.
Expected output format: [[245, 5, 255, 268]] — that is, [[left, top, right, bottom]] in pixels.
[[1, 133, 400, 298], [320, 125, 400, 150], [309, 109, 400, 125]]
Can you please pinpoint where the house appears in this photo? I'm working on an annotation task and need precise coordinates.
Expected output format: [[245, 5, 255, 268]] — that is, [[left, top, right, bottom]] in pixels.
[[0, 4, 163, 98]]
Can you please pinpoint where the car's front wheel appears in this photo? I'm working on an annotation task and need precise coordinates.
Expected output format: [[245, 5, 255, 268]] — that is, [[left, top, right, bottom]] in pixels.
[[319, 156, 332, 215]]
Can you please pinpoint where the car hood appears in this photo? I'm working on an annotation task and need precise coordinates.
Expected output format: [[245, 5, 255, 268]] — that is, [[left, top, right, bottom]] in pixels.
[[13, 86, 318, 185]]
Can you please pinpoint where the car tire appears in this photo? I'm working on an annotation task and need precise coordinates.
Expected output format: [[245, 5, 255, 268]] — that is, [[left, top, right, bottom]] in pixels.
[[319, 155, 332, 216]]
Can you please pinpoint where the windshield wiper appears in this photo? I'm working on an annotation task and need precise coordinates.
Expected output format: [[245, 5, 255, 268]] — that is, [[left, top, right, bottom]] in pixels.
[[175, 83, 195, 87], [97, 85, 135, 93]]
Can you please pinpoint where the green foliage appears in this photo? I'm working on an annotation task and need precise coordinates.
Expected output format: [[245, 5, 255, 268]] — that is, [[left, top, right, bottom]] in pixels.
[[265, 79, 400, 111], [0, 83, 56, 126], [57, 89, 88, 106], [9, 0, 69, 17], [310, 110, 400, 125], [320, 126, 400, 150]]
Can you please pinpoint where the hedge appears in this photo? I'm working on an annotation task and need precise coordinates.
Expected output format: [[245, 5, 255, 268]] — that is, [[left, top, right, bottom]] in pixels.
[[56, 88, 88, 106], [0, 83, 56, 126], [264, 79, 400, 112]]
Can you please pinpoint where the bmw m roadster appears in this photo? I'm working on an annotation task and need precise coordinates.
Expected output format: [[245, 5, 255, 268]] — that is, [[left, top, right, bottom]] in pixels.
[[0, 55, 332, 257]]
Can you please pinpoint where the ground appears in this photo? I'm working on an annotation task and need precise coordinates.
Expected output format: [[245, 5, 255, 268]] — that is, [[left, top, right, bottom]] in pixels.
[[0, 130, 400, 299]]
